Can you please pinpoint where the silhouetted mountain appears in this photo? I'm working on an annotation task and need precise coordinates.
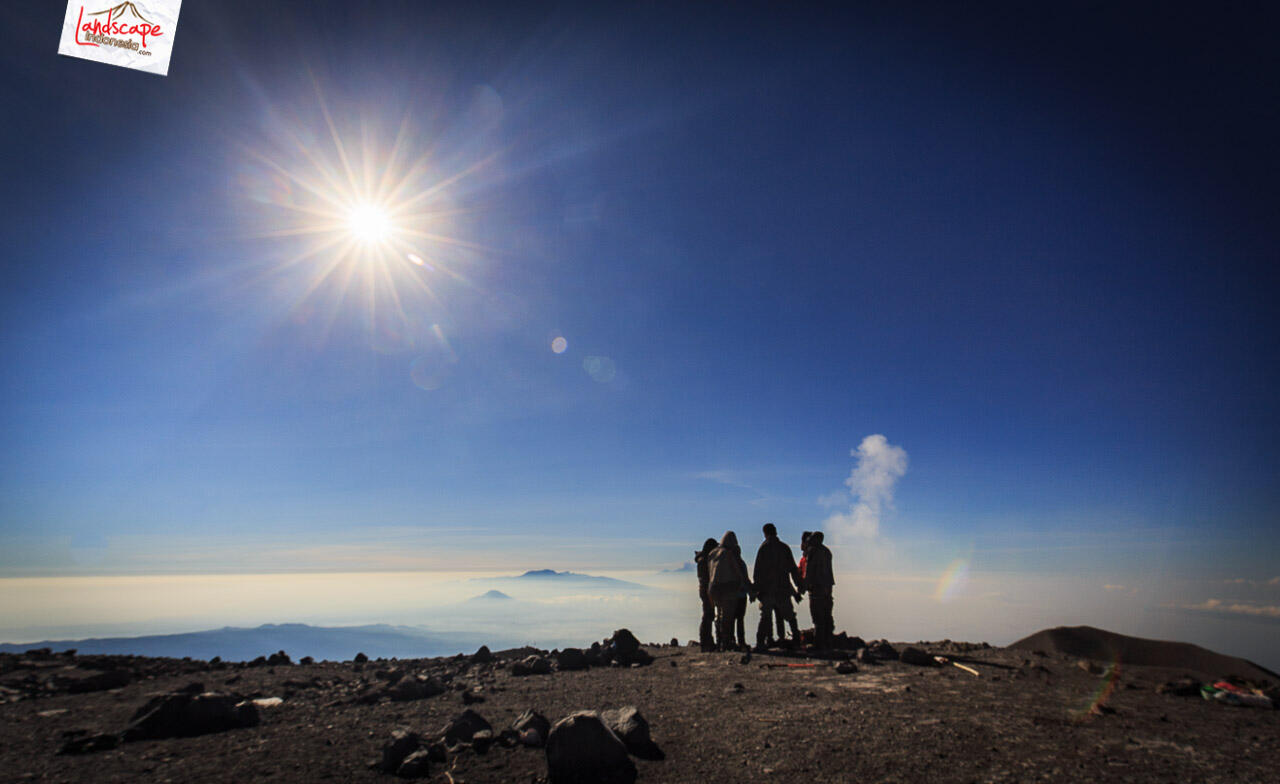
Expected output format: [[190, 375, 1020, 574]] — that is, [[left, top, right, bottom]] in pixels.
[[477, 569, 651, 591], [659, 562, 695, 573], [1010, 625, 1279, 682], [467, 590, 515, 601], [0, 623, 513, 663]]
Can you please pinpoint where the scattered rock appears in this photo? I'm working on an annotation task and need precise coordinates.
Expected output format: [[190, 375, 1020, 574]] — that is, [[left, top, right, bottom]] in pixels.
[[725, 682, 745, 695], [867, 640, 899, 661], [396, 748, 431, 778], [900, 647, 937, 667], [471, 645, 495, 664], [1157, 677, 1203, 697], [471, 728, 494, 753], [545, 711, 637, 784], [556, 648, 589, 671], [65, 669, 132, 694], [122, 691, 259, 741], [1077, 659, 1104, 676], [601, 706, 663, 759], [57, 732, 120, 755], [512, 709, 551, 747], [836, 660, 858, 674], [440, 709, 491, 746], [512, 655, 552, 677], [386, 675, 445, 702], [299, 656, 314, 665], [609, 629, 652, 667], [379, 728, 423, 773], [267, 650, 292, 666], [354, 652, 369, 664]]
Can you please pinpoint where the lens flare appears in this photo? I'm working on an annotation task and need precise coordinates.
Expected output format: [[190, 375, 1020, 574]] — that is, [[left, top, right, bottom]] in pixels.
[[551, 336, 567, 354], [934, 559, 969, 602], [238, 83, 495, 353]]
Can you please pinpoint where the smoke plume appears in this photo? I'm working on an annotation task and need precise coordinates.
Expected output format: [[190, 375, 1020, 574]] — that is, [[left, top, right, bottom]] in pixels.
[[822, 434, 908, 540]]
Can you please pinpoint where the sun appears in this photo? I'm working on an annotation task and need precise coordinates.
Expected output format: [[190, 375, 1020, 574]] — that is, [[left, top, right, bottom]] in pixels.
[[345, 202, 393, 244]]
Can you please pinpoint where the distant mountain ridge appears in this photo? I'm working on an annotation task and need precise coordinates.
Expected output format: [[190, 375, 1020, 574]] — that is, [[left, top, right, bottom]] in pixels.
[[0, 623, 509, 663], [475, 569, 651, 591]]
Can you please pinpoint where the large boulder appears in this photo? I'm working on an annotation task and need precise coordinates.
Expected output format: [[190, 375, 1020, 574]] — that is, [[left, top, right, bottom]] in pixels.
[[385, 675, 445, 702], [556, 648, 589, 671], [601, 706, 662, 759], [122, 691, 259, 741], [396, 749, 432, 778], [378, 728, 424, 773], [471, 645, 495, 664], [608, 630, 652, 667], [511, 655, 552, 676], [899, 647, 937, 667], [512, 709, 551, 747], [545, 711, 636, 784], [440, 709, 491, 746]]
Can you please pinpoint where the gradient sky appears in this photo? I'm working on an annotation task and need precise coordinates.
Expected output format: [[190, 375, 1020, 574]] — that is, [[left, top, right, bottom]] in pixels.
[[1, 2, 1278, 660]]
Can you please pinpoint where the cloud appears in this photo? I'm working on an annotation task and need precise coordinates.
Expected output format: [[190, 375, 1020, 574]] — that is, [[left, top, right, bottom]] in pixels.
[[821, 434, 908, 540], [1221, 577, 1280, 588], [1181, 599, 1280, 619]]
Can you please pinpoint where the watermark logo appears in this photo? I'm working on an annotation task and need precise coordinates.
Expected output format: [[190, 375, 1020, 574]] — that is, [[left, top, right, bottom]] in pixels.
[[58, 0, 182, 76]]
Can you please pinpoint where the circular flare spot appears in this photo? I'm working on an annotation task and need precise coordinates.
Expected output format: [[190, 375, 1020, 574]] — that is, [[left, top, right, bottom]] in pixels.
[[551, 336, 568, 354]]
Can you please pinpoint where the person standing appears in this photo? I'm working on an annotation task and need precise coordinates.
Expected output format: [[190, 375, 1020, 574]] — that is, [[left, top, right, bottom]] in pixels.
[[695, 537, 718, 652], [804, 530, 835, 649], [706, 531, 752, 651], [752, 523, 804, 649]]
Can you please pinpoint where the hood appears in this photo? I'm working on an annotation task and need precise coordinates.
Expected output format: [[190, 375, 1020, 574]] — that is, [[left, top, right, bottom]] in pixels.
[[720, 531, 738, 550]]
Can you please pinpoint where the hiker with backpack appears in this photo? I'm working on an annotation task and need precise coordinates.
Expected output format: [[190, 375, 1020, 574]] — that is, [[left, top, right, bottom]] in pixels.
[[706, 531, 753, 651]]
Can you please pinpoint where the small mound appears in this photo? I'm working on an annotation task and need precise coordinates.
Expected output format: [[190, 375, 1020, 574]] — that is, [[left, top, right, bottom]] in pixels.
[[1010, 625, 1277, 683]]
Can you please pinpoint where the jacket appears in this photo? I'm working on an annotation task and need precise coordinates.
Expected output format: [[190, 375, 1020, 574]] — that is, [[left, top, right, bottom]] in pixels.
[[753, 537, 802, 601], [804, 543, 834, 593]]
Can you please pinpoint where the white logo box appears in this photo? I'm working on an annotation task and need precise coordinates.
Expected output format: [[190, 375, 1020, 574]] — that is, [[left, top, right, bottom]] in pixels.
[[57, 0, 182, 76]]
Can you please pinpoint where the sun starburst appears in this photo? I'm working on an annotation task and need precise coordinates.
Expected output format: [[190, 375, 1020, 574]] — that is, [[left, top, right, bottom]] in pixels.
[[236, 87, 495, 354]]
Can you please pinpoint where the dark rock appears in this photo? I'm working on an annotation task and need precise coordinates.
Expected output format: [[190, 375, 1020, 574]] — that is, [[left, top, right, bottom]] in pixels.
[[299, 656, 314, 665], [471, 728, 494, 753], [354, 652, 369, 663], [209, 656, 221, 665], [511, 655, 552, 676], [471, 645, 495, 664], [1157, 677, 1203, 697], [66, 669, 132, 694], [25, 648, 52, 659], [867, 640, 898, 661], [725, 682, 744, 695], [440, 709, 491, 746], [267, 650, 292, 666], [601, 706, 663, 760], [57, 732, 120, 755], [386, 675, 445, 702], [669, 637, 679, 647], [556, 648, 589, 671], [376, 668, 404, 683], [122, 691, 259, 741], [608, 629, 652, 666], [379, 728, 423, 773], [426, 741, 448, 762], [545, 711, 636, 784], [249, 656, 267, 667], [900, 647, 937, 667], [396, 749, 432, 778], [512, 709, 551, 747], [461, 688, 485, 705], [836, 660, 858, 674]]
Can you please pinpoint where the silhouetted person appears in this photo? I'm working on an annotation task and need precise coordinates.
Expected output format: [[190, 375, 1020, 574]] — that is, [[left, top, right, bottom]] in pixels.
[[753, 523, 804, 649], [706, 531, 752, 651], [804, 530, 835, 649], [695, 537, 718, 652]]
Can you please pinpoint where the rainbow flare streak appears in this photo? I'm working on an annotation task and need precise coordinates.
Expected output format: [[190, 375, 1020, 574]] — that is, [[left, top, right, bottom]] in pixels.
[[934, 559, 969, 602]]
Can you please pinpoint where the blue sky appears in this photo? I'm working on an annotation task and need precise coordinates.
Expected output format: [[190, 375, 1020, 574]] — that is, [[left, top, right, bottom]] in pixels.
[[1, 2, 1278, 659]]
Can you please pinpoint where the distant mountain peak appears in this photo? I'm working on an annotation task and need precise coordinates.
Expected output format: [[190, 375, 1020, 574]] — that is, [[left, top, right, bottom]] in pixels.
[[469, 590, 514, 601], [520, 569, 563, 577]]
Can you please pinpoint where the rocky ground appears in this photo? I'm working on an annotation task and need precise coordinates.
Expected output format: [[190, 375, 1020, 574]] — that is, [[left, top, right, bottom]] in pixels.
[[2, 632, 1277, 783]]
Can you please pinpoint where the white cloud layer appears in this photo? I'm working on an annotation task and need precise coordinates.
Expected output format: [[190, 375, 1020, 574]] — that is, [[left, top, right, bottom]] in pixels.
[[822, 434, 908, 540]]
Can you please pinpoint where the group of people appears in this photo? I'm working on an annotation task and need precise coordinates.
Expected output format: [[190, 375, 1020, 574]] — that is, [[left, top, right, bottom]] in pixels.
[[694, 524, 835, 652]]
